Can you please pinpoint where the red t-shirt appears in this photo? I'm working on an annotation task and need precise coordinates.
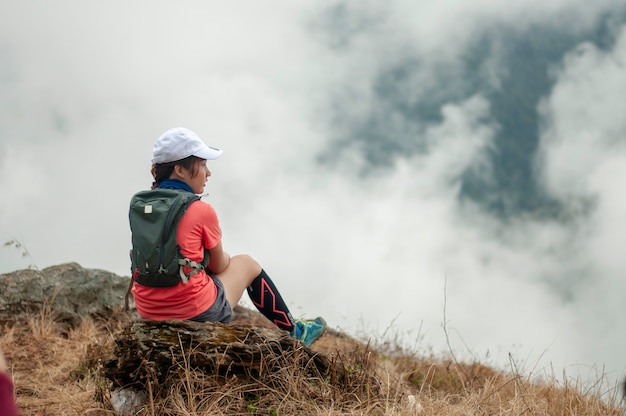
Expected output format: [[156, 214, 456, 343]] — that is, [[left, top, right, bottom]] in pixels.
[[132, 200, 222, 320], [0, 372, 18, 416]]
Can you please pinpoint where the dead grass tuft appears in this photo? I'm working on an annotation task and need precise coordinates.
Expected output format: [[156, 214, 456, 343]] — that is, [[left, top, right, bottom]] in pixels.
[[404, 357, 501, 395]]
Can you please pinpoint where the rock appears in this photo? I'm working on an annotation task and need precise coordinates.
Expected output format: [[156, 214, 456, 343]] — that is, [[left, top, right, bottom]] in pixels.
[[0, 262, 129, 325], [110, 388, 146, 416], [104, 319, 340, 388]]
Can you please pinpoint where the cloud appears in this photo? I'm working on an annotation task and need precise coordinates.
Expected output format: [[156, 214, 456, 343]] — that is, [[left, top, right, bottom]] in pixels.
[[538, 30, 626, 200], [535, 25, 626, 373]]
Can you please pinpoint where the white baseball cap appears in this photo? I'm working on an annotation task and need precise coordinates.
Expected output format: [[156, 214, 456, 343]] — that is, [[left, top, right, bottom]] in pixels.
[[152, 127, 223, 164]]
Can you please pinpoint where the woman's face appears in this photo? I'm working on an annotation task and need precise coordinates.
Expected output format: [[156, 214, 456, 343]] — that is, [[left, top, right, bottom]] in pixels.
[[182, 159, 210, 194]]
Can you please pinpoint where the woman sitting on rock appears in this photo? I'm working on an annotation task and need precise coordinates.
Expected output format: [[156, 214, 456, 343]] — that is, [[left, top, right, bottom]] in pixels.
[[129, 127, 326, 347]]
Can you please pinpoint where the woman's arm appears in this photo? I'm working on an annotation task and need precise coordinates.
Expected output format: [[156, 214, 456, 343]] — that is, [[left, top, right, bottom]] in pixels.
[[208, 242, 230, 274]]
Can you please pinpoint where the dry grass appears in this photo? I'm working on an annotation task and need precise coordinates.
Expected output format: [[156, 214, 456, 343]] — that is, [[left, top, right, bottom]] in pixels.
[[1, 306, 624, 416]]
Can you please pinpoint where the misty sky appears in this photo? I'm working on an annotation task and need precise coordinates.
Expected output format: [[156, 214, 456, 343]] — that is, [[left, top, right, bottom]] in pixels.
[[1, 0, 625, 390]]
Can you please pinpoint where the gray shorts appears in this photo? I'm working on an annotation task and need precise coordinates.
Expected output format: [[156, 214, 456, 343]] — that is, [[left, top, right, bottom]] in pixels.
[[189, 276, 232, 324]]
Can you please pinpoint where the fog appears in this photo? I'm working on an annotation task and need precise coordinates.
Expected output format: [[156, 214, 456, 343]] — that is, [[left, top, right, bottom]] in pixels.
[[1, 0, 625, 387]]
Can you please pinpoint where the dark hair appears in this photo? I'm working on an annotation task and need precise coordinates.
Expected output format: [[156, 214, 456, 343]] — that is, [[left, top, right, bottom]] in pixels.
[[152, 156, 203, 188]]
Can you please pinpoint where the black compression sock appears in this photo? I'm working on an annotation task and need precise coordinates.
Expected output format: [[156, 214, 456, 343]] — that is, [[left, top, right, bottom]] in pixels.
[[247, 269, 295, 332]]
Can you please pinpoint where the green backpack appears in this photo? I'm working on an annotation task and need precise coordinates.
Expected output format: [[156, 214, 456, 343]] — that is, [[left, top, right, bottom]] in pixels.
[[129, 188, 207, 288]]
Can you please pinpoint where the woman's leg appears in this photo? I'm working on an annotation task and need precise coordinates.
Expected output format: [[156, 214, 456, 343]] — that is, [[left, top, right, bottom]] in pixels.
[[215, 254, 295, 332], [215, 254, 260, 307], [216, 254, 326, 346], [246, 269, 295, 331]]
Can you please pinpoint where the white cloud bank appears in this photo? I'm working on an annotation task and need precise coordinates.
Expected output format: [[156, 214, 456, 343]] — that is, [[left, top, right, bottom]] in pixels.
[[0, 0, 624, 388], [536, 28, 626, 375]]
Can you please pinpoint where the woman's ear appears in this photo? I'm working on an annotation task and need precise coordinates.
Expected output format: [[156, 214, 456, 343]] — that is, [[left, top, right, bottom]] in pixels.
[[173, 164, 186, 179]]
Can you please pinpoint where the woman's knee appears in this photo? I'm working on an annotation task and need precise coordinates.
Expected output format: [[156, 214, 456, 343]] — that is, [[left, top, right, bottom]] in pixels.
[[231, 254, 262, 276]]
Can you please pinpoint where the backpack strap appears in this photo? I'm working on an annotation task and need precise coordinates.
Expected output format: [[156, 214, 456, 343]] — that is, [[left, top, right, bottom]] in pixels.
[[124, 277, 133, 312], [177, 257, 205, 284], [124, 250, 136, 312]]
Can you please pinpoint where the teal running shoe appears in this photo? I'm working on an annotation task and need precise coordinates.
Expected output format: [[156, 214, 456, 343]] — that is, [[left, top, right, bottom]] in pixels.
[[290, 317, 327, 347]]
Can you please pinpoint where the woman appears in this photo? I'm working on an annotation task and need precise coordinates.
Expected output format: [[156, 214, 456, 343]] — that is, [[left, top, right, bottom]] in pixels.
[[131, 127, 326, 347]]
